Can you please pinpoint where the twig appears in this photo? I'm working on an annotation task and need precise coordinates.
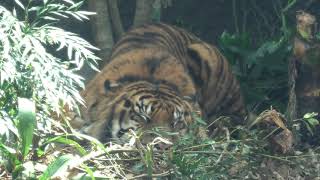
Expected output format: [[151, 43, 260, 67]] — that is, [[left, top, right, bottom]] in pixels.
[[180, 139, 254, 151], [215, 127, 230, 165], [0, 170, 6, 177], [207, 116, 231, 129], [93, 157, 141, 162], [67, 149, 105, 169], [258, 153, 292, 163], [180, 151, 229, 155], [262, 127, 281, 140], [127, 170, 173, 180], [274, 153, 320, 159], [63, 149, 127, 178], [180, 142, 216, 151], [108, 149, 140, 154]]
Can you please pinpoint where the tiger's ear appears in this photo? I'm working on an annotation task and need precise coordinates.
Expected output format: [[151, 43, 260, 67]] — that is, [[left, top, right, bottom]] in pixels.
[[104, 79, 120, 93]]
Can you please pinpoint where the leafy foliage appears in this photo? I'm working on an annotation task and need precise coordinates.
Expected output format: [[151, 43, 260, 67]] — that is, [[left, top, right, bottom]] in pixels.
[[219, 32, 291, 113], [1, 0, 319, 179], [216, 0, 299, 114], [0, 0, 101, 178], [293, 112, 320, 142]]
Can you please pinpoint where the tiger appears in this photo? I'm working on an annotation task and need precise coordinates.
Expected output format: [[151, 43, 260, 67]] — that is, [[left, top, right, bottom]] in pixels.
[[71, 23, 247, 146]]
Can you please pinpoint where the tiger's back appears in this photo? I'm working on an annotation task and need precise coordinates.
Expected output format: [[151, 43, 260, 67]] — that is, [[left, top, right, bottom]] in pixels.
[[76, 23, 246, 142]]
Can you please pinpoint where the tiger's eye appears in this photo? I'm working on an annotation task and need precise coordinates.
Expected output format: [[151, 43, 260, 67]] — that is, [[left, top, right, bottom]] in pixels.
[[104, 80, 111, 92], [171, 121, 178, 129], [150, 106, 155, 112], [117, 127, 135, 138], [140, 114, 151, 123], [117, 129, 125, 138], [172, 120, 185, 130], [124, 99, 132, 107]]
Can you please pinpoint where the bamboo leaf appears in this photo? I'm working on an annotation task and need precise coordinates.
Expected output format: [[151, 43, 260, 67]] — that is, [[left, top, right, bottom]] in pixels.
[[17, 98, 36, 159], [38, 154, 74, 180], [14, 0, 25, 10], [43, 136, 87, 155]]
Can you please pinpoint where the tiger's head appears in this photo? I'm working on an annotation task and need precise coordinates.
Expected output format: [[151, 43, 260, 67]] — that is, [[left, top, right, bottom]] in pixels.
[[82, 80, 200, 148]]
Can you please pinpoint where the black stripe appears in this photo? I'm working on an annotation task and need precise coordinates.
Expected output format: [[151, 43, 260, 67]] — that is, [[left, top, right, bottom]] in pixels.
[[142, 31, 176, 51], [128, 87, 183, 107], [118, 108, 127, 129], [143, 55, 170, 75], [172, 29, 188, 61], [103, 104, 116, 140], [187, 64, 203, 86], [111, 37, 158, 58], [139, 95, 154, 100], [155, 24, 182, 57], [117, 75, 180, 93], [188, 48, 203, 71], [111, 43, 146, 59]]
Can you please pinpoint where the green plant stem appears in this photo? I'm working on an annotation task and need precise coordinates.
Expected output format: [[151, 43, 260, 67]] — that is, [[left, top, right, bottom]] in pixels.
[[262, 127, 281, 140], [282, 0, 297, 13], [127, 170, 173, 180], [232, 0, 239, 35], [24, 0, 32, 26], [281, 0, 297, 38], [259, 153, 293, 163], [241, 0, 248, 33]]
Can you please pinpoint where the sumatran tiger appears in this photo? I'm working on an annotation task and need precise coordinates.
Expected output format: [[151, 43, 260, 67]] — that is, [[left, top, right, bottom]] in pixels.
[[70, 23, 247, 146]]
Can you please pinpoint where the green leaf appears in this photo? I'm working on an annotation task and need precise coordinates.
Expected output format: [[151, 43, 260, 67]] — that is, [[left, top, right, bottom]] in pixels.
[[68, 1, 83, 10], [43, 136, 87, 155], [14, 0, 25, 10], [16, 98, 36, 159], [192, 113, 207, 126], [301, 112, 319, 135], [82, 164, 95, 180], [0, 142, 17, 154], [62, 0, 76, 5], [303, 121, 314, 136], [298, 29, 310, 40], [316, 32, 320, 40], [28, 6, 41, 12], [39, 154, 74, 180], [145, 145, 153, 177], [305, 118, 319, 128], [303, 112, 318, 119], [77, 11, 96, 16], [70, 133, 106, 151], [42, 16, 59, 21]]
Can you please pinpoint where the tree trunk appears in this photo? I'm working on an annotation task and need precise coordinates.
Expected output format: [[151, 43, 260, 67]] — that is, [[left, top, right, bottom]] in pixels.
[[287, 11, 320, 145], [133, 0, 155, 27], [88, 0, 115, 70], [77, 0, 115, 84], [82, 0, 172, 83], [107, 0, 124, 41]]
